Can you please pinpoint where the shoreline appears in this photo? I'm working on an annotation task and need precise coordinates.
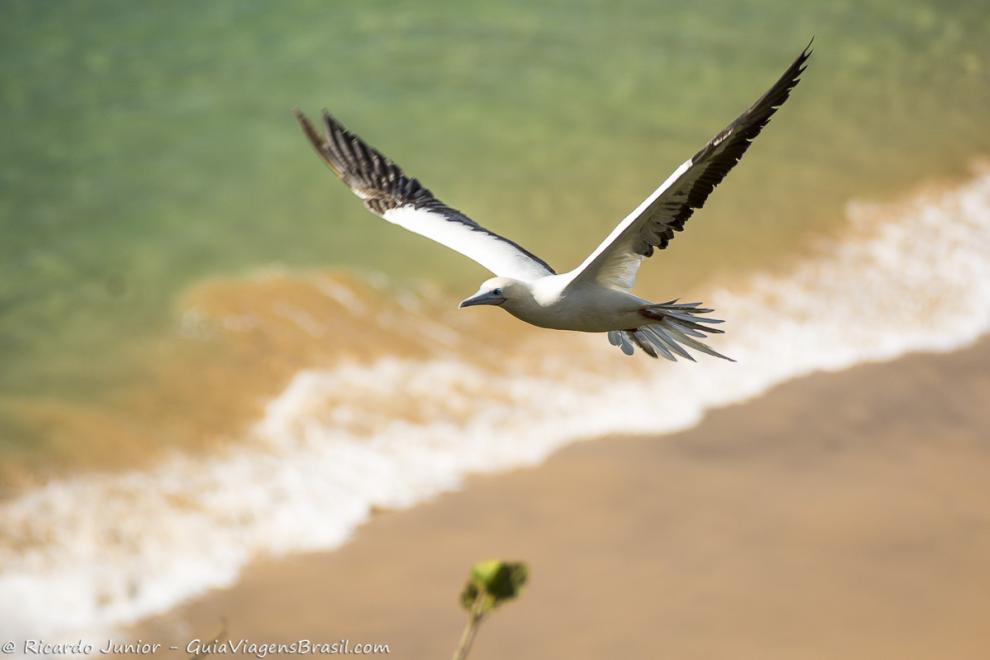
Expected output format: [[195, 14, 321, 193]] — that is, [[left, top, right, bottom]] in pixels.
[[3, 161, 988, 500], [133, 337, 990, 659]]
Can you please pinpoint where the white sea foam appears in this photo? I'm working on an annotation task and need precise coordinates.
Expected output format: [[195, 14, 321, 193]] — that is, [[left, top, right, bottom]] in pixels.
[[1, 166, 989, 646]]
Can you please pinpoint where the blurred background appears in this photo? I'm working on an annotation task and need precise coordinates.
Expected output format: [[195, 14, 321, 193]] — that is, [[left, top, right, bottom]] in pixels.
[[1, 0, 988, 656]]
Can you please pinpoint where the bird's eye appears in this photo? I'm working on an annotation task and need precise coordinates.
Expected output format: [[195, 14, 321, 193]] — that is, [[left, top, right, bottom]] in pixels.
[[492, 288, 503, 296]]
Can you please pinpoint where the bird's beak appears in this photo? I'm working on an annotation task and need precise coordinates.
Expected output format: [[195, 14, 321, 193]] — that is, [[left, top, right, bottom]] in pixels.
[[459, 290, 506, 308]]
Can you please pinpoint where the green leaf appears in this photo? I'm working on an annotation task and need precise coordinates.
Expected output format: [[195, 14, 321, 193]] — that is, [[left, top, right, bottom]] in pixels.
[[460, 560, 528, 614]]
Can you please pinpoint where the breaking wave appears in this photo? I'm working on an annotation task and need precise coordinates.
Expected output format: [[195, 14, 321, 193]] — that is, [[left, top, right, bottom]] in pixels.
[[1, 164, 989, 643]]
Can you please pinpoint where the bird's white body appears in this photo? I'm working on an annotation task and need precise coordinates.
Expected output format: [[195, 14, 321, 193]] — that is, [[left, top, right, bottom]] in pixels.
[[296, 42, 810, 360], [496, 275, 648, 333]]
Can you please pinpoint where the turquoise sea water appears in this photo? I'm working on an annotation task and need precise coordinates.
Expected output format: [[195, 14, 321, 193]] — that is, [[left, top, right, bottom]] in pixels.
[[1, 0, 988, 473]]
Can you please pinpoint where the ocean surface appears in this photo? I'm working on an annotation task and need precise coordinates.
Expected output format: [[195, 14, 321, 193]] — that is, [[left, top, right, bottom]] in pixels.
[[1, 0, 988, 644]]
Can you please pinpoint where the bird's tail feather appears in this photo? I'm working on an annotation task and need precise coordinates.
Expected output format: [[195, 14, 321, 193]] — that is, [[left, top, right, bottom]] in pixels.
[[607, 300, 734, 362]]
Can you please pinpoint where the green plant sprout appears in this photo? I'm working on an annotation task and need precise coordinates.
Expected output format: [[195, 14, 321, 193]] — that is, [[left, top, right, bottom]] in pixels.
[[453, 560, 528, 660]]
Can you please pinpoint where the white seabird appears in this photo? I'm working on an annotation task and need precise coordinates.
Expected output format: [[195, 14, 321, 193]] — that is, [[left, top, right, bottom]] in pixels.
[[296, 44, 811, 361]]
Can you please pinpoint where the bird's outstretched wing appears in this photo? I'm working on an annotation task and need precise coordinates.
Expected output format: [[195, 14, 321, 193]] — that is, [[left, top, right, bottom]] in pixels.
[[295, 110, 555, 282], [566, 42, 812, 290]]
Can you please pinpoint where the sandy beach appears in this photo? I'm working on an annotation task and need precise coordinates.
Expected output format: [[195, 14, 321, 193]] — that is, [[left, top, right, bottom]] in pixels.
[[133, 336, 990, 659]]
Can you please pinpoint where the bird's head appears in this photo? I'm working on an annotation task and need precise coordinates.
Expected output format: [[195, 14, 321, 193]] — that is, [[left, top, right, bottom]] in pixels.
[[459, 277, 528, 309]]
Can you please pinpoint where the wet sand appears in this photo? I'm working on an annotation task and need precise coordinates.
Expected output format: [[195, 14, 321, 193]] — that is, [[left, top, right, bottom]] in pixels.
[[136, 337, 990, 659]]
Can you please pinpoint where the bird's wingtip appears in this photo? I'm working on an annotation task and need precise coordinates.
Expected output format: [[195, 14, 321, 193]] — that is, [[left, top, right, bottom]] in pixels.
[[294, 107, 345, 176], [294, 109, 321, 144]]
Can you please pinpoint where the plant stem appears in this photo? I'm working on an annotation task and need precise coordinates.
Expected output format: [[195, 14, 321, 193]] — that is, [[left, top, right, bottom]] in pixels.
[[452, 600, 485, 660]]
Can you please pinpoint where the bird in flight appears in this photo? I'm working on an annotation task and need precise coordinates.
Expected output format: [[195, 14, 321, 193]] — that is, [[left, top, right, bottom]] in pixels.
[[296, 43, 811, 361]]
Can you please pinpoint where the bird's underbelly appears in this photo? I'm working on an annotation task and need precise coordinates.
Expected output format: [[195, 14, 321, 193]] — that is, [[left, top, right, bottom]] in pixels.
[[507, 295, 645, 333]]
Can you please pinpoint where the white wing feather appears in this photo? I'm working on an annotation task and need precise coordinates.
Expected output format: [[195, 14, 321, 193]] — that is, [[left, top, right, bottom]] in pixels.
[[382, 206, 554, 281]]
